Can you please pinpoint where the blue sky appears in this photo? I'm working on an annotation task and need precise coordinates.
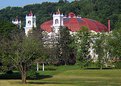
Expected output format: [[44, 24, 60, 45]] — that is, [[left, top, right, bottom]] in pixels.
[[0, 0, 73, 9]]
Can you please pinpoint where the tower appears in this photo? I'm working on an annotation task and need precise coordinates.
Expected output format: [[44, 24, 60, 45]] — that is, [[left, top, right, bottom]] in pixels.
[[24, 11, 36, 36], [12, 17, 21, 29], [52, 9, 64, 33]]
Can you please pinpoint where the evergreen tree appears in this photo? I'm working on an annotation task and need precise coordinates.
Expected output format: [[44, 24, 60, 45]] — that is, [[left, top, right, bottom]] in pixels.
[[59, 26, 73, 65]]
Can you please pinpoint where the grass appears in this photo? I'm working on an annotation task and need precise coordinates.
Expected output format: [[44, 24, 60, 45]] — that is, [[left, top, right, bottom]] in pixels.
[[0, 65, 121, 86]]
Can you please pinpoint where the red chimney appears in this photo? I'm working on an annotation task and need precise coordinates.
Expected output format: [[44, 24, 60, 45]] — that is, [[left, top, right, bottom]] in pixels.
[[108, 19, 110, 32]]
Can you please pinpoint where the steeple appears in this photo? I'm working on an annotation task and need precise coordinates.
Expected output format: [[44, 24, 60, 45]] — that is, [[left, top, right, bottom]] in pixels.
[[52, 9, 64, 33], [28, 11, 33, 16], [12, 16, 21, 29], [24, 11, 36, 36]]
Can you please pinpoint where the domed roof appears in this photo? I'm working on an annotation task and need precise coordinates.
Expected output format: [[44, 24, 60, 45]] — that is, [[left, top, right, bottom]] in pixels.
[[40, 12, 108, 32]]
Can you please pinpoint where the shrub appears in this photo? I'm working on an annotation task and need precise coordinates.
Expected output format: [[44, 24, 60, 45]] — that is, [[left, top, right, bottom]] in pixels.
[[27, 70, 39, 79], [6, 70, 13, 74], [0, 72, 21, 79], [114, 61, 121, 69]]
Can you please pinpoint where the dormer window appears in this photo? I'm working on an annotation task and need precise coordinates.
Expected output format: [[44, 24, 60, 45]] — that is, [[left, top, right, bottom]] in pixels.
[[55, 19, 59, 24]]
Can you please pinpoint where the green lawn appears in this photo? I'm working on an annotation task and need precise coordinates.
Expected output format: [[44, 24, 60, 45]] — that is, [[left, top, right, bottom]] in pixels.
[[0, 65, 121, 86]]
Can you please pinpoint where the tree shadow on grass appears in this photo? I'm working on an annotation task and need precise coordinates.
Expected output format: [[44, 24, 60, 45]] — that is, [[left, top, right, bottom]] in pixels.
[[37, 75, 53, 79], [11, 80, 74, 85], [85, 67, 113, 70], [27, 75, 53, 80], [0, 72, 53, 80], [28, 81, 73, 85], [0, 72, 21, 80]]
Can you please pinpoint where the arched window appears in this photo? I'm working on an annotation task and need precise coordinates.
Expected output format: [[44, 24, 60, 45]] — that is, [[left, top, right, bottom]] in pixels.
[[28, 20, 31, 25], [55, 19, 59, 24]]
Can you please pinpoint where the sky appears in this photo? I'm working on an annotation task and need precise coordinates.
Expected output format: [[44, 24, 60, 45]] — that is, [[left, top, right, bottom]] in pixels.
[[0, 0, 73, 9]]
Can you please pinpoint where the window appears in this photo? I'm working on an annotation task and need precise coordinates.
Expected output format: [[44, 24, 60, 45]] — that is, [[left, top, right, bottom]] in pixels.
[[55, 19, 59, 24], [28, 20, 31, 25]]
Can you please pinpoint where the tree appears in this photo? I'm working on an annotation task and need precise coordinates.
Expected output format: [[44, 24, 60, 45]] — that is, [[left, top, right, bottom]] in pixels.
[[0, 39, 4, 72], [0, 20, 18, 73], [2, 32, 43, 83], [108, 29, 121, 60], [58, 0, 64, 3], [32, 28, 51, 71], [0, 0, 121, 29], [59, 26, 73, 65], [75, 27, 92, 67], [93, 32, 109, 69], [108, 28, 121, 69], [0, 20, 18, 39]]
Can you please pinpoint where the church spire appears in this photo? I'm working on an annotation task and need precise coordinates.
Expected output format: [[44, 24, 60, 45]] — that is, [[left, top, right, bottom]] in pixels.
[[24, 11, 36, 36], [53, 9, 64, 33]]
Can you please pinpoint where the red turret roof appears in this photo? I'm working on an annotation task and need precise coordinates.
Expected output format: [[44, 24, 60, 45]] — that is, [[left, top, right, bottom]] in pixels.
[[40, 13, 108, 32], [28, 11, 33, 16]]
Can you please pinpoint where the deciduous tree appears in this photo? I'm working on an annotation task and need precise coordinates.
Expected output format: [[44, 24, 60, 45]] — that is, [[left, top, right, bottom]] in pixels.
[[2, 31, 43, 83], [75, 27, 92, 67]]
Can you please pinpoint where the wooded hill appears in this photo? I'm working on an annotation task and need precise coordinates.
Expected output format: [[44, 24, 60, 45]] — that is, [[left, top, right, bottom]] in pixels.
[[0, 0, 121, 30]]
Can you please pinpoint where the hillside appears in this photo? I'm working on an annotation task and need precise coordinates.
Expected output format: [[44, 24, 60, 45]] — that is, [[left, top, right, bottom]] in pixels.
[[0, 0, 121, 29]]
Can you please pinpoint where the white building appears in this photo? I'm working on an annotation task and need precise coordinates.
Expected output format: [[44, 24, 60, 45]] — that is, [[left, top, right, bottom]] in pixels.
[[12, 17, 21, 29], [24, 11, 36, 36]]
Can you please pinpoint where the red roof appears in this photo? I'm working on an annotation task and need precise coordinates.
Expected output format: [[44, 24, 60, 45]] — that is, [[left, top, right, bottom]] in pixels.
[[40, 13, 108, 32], [28, 11, 33, 16]]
